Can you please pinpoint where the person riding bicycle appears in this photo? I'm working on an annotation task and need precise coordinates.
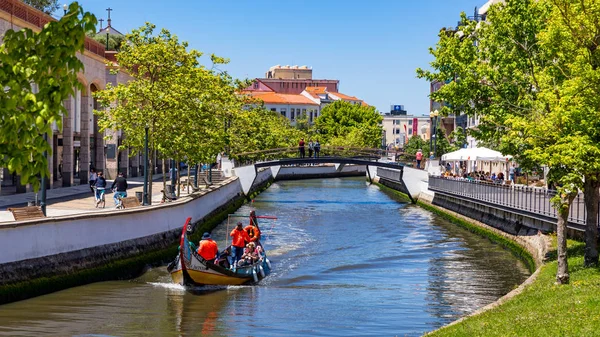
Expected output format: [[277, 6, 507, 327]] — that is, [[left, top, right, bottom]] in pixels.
[[95, 171, 107, 206], [111, 172, 128, 207]]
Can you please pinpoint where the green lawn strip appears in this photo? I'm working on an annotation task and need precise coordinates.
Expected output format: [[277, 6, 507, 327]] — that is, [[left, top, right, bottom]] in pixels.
[[429, 241, 600, 337]]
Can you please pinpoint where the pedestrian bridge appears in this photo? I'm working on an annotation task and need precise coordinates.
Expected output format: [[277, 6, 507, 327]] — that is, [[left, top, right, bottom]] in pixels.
[[229, 147, 420, 202]]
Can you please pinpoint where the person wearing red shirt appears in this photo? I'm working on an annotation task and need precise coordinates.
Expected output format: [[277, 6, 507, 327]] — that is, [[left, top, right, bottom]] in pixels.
[[197, 232, 218, 263], [230, 222, 251, 267]]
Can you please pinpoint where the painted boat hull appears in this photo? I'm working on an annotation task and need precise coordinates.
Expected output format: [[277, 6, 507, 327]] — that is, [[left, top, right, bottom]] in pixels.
[[167, 217, 271, 286]]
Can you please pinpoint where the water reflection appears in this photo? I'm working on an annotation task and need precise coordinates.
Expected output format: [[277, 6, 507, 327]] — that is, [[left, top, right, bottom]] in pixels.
[[0, 177, 529, 337]]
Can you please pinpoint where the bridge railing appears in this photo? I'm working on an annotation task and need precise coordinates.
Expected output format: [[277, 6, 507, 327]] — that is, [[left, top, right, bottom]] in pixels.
[[428, 176, 596, 228], [232, 146, 387, 167]]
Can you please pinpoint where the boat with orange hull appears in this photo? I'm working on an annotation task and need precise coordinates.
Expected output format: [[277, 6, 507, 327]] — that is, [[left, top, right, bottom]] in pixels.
[[168, 216, 272, 286]]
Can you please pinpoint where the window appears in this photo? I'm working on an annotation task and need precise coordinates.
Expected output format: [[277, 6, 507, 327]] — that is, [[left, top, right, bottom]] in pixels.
[[271, 108, 277, 112], [309, 110, 313, 122], [281, 108, 287, 118], [408, 120, 412, 125], [395, 129, 400, 134], [291, 108, 295, 121], [408, 128, 412, 135], [253, 82, 259, 89], [302, 109, 306, 117]]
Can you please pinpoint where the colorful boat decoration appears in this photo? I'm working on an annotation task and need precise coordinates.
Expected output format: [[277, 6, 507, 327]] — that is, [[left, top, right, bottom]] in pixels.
[[168, 214, 274, 286]]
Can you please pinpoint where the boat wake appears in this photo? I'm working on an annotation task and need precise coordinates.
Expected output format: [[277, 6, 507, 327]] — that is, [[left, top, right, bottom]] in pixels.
[[148, 282, 186, 292]]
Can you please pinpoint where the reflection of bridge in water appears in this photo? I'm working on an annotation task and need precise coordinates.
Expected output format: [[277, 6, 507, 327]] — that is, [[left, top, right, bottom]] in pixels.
[[230, 147, 418, 201]]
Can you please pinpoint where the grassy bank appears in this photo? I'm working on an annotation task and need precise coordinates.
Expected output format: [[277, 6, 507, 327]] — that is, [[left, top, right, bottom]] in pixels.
[[429, 240, 600, 337]]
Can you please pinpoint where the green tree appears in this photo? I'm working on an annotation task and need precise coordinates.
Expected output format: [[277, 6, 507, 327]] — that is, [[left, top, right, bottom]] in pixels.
[[315, 100, 382, 148], [95, 23, 237, 198], [22, 0, 59, 14], [417, 0, 587, 283], [404, 135, 428, 156], [87, 32, 126, 51], [0, 3, 96, 191]]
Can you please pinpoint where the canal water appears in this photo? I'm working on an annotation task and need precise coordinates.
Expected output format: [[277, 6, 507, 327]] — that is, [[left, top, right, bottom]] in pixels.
[[0, 177, 530, 336]]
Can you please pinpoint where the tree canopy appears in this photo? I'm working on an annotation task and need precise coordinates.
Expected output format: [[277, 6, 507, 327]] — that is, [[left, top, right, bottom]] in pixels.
[[22, 0, 59, 14], [0, 3, 96, 191], [314, 100, 382, 148], [417, 0, 600, 282]]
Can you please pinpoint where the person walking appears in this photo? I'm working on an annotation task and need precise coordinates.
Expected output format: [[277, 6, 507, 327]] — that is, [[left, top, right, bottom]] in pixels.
[[230, 222, 251, 268], [299, 138, 306, 158], [197, 232, 219, 263], [314, 139, 320, 158], [416, 149, 423, 169], [509, 164, 516, 184], [308, 140, 314, 159], [95, 171, 107, 206], [89, 168, 97, 193], [111, 171, 128, 207]]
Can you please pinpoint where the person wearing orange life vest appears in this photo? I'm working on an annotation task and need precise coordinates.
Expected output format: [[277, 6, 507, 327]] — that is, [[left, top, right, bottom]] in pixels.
[[197, 232, 219, 263], [244, 210, 261, 243], [230, 222, 251, 267]]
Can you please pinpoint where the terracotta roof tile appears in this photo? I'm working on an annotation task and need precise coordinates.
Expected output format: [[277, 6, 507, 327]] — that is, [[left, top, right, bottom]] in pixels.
[[330, 92, 361, 101], [247, 92, 318, 105]]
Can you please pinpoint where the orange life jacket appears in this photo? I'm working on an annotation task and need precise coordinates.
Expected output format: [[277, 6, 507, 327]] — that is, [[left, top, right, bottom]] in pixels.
[[197, 239, 218, 261], [230, 228, 250, 247]]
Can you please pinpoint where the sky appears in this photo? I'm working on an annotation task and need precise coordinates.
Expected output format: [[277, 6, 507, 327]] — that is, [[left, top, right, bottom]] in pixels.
[[66, 0, 486, 116]]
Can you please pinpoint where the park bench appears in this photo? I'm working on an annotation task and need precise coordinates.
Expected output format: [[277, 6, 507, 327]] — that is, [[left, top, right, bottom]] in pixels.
[[161, 189, 177, 203], [7, 206, 45, 221], [121, 196, 140, 209]]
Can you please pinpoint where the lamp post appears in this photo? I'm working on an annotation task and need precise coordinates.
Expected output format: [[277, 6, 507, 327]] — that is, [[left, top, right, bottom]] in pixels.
[[63, 4, 67, 15], [143, 125, 149, 205], [429, 110, 439, 158], [40, 133, 48, 215]]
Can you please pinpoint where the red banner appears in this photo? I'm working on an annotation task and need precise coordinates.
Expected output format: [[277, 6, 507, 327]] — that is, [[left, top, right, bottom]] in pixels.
[[412, 118, 418, 136]]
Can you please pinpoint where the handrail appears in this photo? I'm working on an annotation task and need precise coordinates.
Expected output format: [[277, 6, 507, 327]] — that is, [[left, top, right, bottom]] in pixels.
[[0, 0, 106, 59], [428, 176, 598, 228]]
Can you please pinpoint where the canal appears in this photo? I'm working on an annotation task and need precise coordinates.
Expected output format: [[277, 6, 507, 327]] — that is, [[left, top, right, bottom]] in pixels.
[[0, 177, 530, 336]]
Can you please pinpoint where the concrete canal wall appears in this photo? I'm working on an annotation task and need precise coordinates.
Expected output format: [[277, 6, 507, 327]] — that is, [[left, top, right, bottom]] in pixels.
[[0, 164, 365, 303]]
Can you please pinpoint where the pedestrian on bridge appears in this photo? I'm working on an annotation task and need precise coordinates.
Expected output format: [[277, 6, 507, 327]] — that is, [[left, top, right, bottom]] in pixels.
[[299, 138, 306, 158], [314, 140, 321, 158], [308, 140, 314, 159]]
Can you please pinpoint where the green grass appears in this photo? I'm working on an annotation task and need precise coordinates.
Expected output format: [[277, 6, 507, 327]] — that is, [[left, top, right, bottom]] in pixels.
[[428, 240, 600, 337]]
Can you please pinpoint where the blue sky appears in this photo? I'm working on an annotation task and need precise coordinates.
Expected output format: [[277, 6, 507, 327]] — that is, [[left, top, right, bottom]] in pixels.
[[68, 1, 484, 115]]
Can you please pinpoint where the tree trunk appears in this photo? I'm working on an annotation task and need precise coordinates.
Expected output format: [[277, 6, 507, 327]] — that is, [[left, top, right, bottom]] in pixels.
[[148, 149, 154, 205], [176, 162, 181, 198], [162, 158, 167, 192], [584, 174, 599, 267], [556, 192, 576, 284]]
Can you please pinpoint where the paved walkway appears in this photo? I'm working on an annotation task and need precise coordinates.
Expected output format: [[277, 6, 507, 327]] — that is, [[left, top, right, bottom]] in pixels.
[[0, 172, 200, 223]]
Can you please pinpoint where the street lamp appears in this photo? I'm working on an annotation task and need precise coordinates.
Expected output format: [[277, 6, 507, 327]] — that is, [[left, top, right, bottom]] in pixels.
[[40, 132, 48, 215], [63, 4, 67, 15], [429, 110, 439, 158], [143, 125, 149, 205]]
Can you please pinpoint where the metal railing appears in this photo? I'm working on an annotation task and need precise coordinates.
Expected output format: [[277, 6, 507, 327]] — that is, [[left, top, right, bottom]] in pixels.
[[232, 146, 386, 167], [428, 176, 595, 228]]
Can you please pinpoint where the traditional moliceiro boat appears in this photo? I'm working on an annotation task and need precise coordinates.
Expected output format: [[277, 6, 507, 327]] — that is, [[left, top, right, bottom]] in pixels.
[[168, 215, 272, 286]]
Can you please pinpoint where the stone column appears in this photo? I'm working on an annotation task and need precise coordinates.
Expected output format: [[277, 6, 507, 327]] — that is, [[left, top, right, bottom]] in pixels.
[[104, 128, 118, 180], [95, 115, 105, 175], [62, 98, 74, 187], [119, 145, 129, 177], [79, 95, 90, 185]]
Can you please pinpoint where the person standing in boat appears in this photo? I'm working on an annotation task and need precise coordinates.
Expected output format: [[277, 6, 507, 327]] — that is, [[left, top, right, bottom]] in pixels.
[[245, 210, 261, 243], [197, 232, 219, 263], [230, 222, 251, 267]]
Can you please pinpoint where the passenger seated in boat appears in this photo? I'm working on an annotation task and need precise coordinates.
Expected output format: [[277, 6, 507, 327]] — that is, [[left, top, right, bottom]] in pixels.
[[197, 232, 219, 263], [238, 242, 259, 267], [217, 246, 232, 269]]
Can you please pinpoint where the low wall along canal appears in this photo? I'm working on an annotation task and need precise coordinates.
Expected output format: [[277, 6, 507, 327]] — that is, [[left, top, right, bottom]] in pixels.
[[0, 164, 544, 336]]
